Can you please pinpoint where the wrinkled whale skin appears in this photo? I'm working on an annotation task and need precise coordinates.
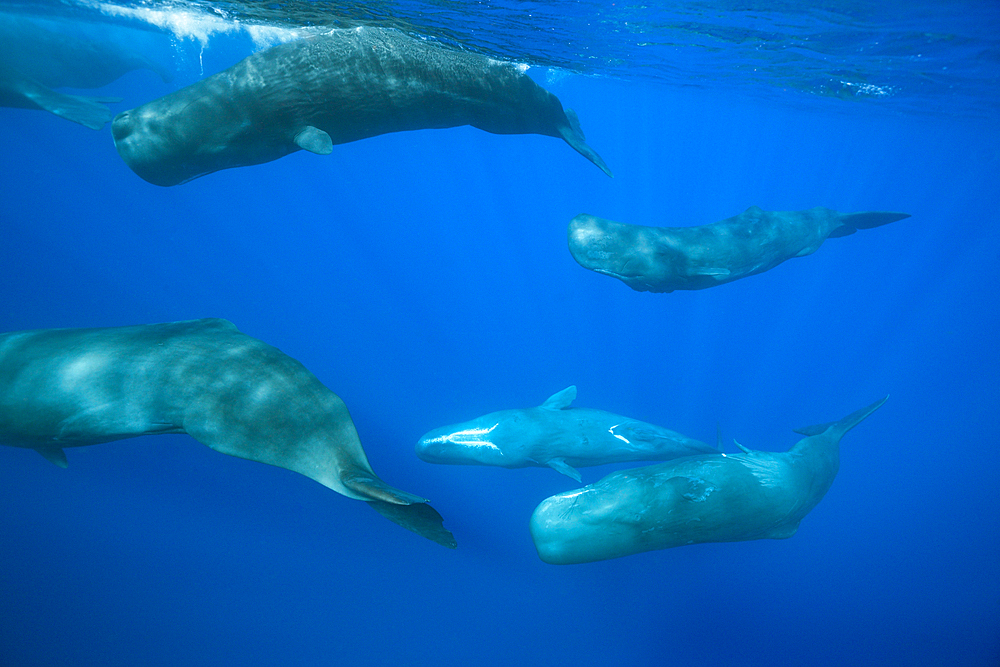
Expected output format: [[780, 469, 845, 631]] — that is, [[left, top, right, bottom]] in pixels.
[[112, 26, 611, 186], [530, 396, 887, 564], [568, 206, 910, 293], [0, 319, 455, 548]]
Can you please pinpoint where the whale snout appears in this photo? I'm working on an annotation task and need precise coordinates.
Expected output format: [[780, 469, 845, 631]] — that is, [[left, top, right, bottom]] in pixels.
[[414, 433, 446, 463]]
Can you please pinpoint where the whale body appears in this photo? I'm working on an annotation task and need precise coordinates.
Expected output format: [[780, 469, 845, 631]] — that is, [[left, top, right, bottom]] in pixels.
[[0, 13, 170, 129], [568, 206, 910, 293], [112, 26, 612, 186], [529, 396, 887, 564], [416, 386, 714, 482], [0, 319, 455, 548]]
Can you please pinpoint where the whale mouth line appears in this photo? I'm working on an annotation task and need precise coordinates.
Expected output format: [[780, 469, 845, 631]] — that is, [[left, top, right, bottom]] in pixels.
[[594, 268, 637, 280]]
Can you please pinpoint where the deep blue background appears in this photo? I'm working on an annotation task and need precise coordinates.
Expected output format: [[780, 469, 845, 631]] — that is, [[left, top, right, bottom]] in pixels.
[[1, 16, 999, 667]]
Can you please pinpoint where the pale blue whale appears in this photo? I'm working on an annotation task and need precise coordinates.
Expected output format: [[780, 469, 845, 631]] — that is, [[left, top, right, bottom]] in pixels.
[[0, 319, 455, 548], [529, 396, 887, 564], [416, 386, 714, 482]]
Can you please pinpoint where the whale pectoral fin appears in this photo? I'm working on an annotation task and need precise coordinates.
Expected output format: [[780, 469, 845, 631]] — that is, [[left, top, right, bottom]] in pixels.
[[366, 500, 457, 549], [36, 447, 68, 468], [294, 126, 333, 155], [558, 109, 613, 177], [547, 458, 582, 482], [540, 386, 577, 411]]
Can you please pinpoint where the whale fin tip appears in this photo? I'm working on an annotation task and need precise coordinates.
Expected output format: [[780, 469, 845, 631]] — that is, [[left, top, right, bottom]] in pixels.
[[547, 458, 582, 482]]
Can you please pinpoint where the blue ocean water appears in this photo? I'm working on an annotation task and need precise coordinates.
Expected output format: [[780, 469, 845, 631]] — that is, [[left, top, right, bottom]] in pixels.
[[1, 1, 998, 665]]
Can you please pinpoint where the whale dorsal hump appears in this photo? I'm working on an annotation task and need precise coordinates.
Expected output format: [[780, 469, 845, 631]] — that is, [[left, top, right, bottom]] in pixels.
[[540, 386, 577, 411], [547, 457, 582, 482], [294, 126, 333, 155], [36, 446, 68, 468]]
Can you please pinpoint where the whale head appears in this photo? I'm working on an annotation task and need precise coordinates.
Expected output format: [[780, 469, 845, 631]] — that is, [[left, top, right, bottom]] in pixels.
[[111, 74, 286, 187], [415, 418, 508, 467], [568, 214, 686, 293], [529, 472, 655, 564]]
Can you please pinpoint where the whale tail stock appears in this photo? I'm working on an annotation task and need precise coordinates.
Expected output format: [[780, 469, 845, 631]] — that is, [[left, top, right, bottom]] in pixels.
[[341, 470, 457, 548], [828, 211, 911, 238], [793, 396, 889, 440], [558, 109, 614, 177]]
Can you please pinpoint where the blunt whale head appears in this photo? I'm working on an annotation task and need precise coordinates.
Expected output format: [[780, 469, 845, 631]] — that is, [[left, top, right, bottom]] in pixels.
[[568, 214, 687, 292], [111, 72, 282, 187], [416, 420, 508, 467]]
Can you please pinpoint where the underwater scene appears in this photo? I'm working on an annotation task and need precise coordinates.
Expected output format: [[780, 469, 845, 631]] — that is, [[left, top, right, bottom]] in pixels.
[[1, 1, 998, 665]]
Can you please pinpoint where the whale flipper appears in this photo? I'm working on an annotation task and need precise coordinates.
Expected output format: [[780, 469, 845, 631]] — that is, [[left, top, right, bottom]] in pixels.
[[547, 457, 582, 482], [294, 126, 333, 155], [367, 500, 457, 548], [36, 446, 68, 468], [558, 109, 613, 178]]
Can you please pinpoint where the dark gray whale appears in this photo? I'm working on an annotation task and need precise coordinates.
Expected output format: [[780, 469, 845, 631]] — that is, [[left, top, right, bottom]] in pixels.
[[530, 396, 887, 564], [568, 206, 910, 293], [112, 26, 613, 186], [0, 319, 455, 548]]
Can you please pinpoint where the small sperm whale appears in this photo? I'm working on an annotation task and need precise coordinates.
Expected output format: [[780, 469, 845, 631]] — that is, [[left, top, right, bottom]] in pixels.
[[568, 206, 909, 293], [112, 26, 612, 186], [416, 386, 714, 482]]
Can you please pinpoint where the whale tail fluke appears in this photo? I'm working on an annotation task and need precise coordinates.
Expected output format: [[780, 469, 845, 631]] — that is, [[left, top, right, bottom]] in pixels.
[[367, 500, 458, 549], [794, 396, 888, 440], [559, 109, 613, 177], [9, 69, 120, 129], [342, 471, 457, 548], [829, 211, 910, 238]]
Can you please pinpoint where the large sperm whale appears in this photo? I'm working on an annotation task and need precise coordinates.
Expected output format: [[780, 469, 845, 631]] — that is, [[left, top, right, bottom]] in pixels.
[[530, 396, 887, 564], [568, 206, 909, 293], [416, 386, 714, 482], [112, 26, 613, 186], [0, 319, 455, 548]]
